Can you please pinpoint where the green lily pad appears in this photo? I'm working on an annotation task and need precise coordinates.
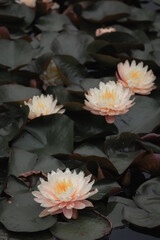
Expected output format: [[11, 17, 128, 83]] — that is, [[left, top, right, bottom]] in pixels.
[[51, 29, 93, 64], [82, 0, 130, 23], [0, 39, 34, 70], [13, 114, 74, 156], [95, 196, 136, 228], [104, 133, 143, 174], [50, 210, 111, 240], [89, 179, 121, 200], [8, 148, 65, 177], [54, 55, 88, 85], [0, 103, 29, 141], [35, 14, 71, 32], [115, 95, 160, 134], [123, 177, 160, 228], [0, 85, 41, 103], [0, 192, 56, 232]]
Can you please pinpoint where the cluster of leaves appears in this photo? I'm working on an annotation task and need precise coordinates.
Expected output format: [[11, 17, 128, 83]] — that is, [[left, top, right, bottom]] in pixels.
[[0, 0, 160, 239]]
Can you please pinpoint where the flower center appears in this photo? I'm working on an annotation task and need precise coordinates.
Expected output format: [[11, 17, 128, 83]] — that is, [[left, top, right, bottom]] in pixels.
[[56, 179, 73, 195], [127, 70, 143, 86], [99, 90, 116, 107], [37, 102, 45, 110]]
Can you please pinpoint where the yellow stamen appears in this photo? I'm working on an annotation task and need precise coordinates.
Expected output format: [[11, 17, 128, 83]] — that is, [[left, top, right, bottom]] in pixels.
[[127, 71, 143, 85], [56, 179, 73, 195], [101, 90, 116, 106]]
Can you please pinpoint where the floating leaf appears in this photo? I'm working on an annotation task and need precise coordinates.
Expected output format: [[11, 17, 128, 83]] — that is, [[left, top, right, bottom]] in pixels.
[[0, 103, 29, 141], [50, 210, 112, 240], [54, 55, 88, 85], [0, 192, 56, 232], [13, 114, 74, 156], [36, 14, 71, 32], [89, 179, 121, 200], [114, 95, 160, 134], [0, 85, 41, 103], [0, 39, 34, 70], [123, 177, 160, 228], [70, 111, 118, 142], [82, 1, 130, 23], [51, 29, 93, 64], [104, 133, 143, 174], [95, 196, 136, 228]]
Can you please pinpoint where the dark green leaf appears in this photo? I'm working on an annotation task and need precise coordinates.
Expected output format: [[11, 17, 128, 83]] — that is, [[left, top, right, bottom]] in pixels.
[[9, 147, 65, 178], [114, 95, 160, 134], [95, 196, 135, 228], [82, 0, 130, 23], [13, 114, 74, 155], [104, 133, 142, 174], [123, 177, 160, 228], [54, 55, 88, 85], [0, 39, 34, 70], [71, 111, 118, 142], [129, 7, 155, 22], [35, 14, 71, 32], [0, 85, 41, 103], [89, 179, 121, 200], [51, 30, 93, 64], [0, 193, 56, 232], [0, 104, 29, 141], [5, 175, 29, 196], [50, 210, 111, 240]]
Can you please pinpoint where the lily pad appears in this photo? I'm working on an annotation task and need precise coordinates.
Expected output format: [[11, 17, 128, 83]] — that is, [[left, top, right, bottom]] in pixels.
[[51, 29, 94, 64], [123, 177, 160, 228], [0, 103, 29, 141], [104, 133, 143, 174], [13, 114, 74, 156], [0, 192, 56, 232], [36, 14, 71, 32], [0, 85, 41, 103], [114, 95, 160, 134], [50, 210, 111, 240], [89, 179, 121, 200], [82, 1, 130, 23], [0, 39, 34, 70]]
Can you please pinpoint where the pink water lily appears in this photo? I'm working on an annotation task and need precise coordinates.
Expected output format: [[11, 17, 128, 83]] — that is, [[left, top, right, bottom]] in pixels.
[[96, 27, 116, 37], [32, 169, 98, 219], [116, 60, 156, 95], [84, 81, 135, 124], [24, 94, 65, 120], [15, 0, 59, 9], [15, 0, 36, 7]]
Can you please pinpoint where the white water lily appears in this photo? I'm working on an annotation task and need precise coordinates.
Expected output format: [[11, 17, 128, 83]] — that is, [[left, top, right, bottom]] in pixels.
[[116, 60, 156, 95], [15, 0, 36, 7], [96, 27, 116, 37], [40, 59, 62, 90], [32, 168, 98, 219], [15, 0, 60, 9], [84, 81, 135, 124], [24, 94, 65, 120]]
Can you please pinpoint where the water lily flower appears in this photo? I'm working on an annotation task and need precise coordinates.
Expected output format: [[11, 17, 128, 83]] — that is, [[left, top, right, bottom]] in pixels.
[[84, 81, 135, 124], [32, 168, 98, 219], [96, 27, 116, 37], [15, 0, 36, 7], [15, 0, 60, 9], [24, 94, 65, 120], [116, 60, 156, 95], [43, 0, 60, 10], [40, 59, 62, 90]]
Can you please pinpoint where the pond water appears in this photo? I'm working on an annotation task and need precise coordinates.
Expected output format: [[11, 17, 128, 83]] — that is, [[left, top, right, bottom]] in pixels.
[[109, 226, 160, 240]]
